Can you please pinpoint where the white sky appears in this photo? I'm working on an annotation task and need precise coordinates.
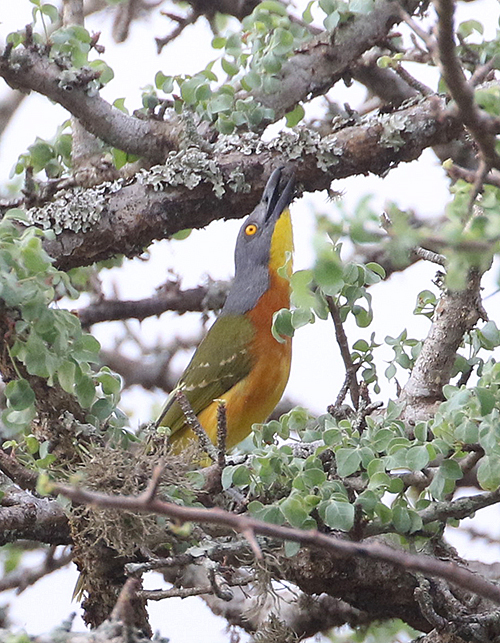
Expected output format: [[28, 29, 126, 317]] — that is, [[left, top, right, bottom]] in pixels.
[[1, 1, 500, 641]]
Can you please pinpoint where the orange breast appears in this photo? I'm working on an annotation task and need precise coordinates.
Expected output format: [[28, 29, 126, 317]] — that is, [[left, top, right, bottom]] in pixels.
[[195, 269, 291, 449]]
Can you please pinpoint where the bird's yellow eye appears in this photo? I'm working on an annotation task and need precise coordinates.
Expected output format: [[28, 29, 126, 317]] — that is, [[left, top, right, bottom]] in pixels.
[[245, 223, 258, 236]]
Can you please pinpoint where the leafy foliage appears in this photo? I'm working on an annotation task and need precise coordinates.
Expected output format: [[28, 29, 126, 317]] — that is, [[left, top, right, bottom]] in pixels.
[[0, 210, 125, 460]]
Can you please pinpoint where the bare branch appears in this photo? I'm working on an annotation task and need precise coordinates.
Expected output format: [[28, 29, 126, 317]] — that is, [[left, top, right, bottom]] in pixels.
[[0, 46, 178, 164], [216, 400, 227, 469], [401, 269, 487, 421], [0, 546, 73, 593], [175, 390, 218, 462], [0, 472, 71, 546], [0, 449, 38, 491], [77, 282, 230, 326], [155, 10, 201, 53], [54, 480, 500, 607], [434, 0, 500, 171], [325, 295, 360, 409], [446, 163, 500, 189]]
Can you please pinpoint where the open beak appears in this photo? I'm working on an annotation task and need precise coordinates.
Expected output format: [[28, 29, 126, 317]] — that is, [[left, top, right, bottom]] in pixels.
[[262, 168, 295, 224]]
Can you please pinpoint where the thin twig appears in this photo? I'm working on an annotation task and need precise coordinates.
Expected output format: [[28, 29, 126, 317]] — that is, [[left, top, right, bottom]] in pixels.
[[140, 461, 164, 503], [399, 7, 436, 52], [446, 163, 500, 190], [175, 390, 218, 462], [155, 10, 200, 54], [412, 246, 446, 266], [110, 577, 142, 624], [216, 400, 228, 468], [241, 528, 263, 560], [325, 296, 360, 409], [0, 546, 73, 594], [434, 0, 500, 178], [467, 158, 489, 217], [139, 575, 253, 601], [394, 64, 433, 96]]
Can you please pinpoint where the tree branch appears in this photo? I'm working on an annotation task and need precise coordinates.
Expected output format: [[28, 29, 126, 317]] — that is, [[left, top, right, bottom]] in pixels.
[[434, 0, 500, 171], [0, 472, 71, 546], [251, 0, 421, 120], [21, 94, 461, 271], [0, 546, 72, 593], [78, 282, 229, 326], [401, 269, 486, 421], [1, 0, 421, 164], [0, 46, 178, 164], [53, 479, 500, 607]]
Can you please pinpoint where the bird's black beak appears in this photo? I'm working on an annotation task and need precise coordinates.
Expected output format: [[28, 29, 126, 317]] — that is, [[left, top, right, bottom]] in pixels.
[[262, 168, 295, 224]]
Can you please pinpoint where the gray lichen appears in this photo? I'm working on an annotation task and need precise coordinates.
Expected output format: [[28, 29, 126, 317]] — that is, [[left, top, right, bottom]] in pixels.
[[138, 147, 225, 197], [27, 184, 114, 234], [379, 112, 407, 150]]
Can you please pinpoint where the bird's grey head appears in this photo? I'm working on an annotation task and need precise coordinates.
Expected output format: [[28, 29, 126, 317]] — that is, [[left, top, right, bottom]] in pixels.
[[222, 168, 295, 315]]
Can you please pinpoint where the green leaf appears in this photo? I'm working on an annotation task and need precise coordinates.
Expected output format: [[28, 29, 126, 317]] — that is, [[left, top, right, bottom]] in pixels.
[[232, 464, 251, 487], [259, 1, 288, 15], [221, 58, 239, 77], [324, 10, 340, 31], [241, 70, 262, 90], [75, 376, 96, 408], [457, 19, 484, 38], [26, 435, 40, 454], [160, 75, 175, 94], [477, 456, 500, 490], [209, 93, 234, 114], [314, 256, 343, 296], [375, 502, 392, 524], [303, 1, 315, 23], [475, 387, 496, 415], [440, 459, 463, 481], [406, 445, 429, 471], [291, 307, 314, 329], [284, 540, 301, 557], [248, 500, 284, 525], [216, 114, 235, 134], [261, 52, 282, 74], [97, 370, 121, 396], [88, 60, 114, 85], [280, 496, 310, 528], [212, 36, 226, 49], [57, 360, 76, 394], [40, 3, 59, 23], [322, 500, 355, 531], [285, 104, 305, 127], [272, 308, 294, 343], [349, 0, 374, 13], [392, 504, 411, 534], [336, 448, 361, 477]]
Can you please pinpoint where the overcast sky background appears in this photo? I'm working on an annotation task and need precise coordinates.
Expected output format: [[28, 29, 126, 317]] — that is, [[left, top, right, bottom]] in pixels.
[[1, 1, 500, 641]]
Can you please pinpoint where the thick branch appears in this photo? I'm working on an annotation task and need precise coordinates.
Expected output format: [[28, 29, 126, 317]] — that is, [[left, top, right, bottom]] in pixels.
[[28, 95, 460, 271], [0, 472, 71, 546], [1, 0, 420, 162], [252, 0, 421, 120], [0, 47, 177, 164], [78, 282, 229, 325], [54, 480, 500, 607], [401, 269, 486, 420]]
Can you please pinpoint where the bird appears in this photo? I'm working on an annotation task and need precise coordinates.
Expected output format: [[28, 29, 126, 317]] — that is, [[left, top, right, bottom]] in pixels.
[[157, 167, 295, 453]]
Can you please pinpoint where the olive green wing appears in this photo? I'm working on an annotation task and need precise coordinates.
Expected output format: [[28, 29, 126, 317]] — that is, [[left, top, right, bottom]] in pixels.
[[157, 314, 255, 435]]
